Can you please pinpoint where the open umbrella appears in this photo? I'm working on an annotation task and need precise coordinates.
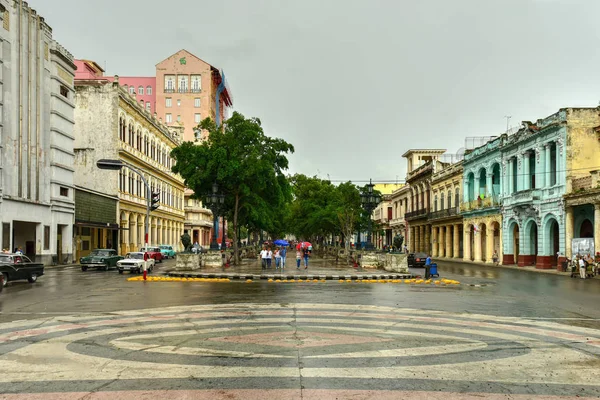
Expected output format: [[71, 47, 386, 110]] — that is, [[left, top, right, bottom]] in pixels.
[[274, 239, 289, 246]]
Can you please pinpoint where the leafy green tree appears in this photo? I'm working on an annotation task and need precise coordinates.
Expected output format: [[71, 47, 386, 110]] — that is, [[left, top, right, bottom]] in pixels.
[[171, 111, 294, 264]]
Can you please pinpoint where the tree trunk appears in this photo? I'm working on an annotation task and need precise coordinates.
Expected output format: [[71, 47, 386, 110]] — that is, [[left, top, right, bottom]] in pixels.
[[233, 193, 240, 265]]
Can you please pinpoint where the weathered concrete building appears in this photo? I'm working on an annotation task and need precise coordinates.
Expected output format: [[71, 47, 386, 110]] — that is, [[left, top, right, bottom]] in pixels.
[[0, 1, 76, 264], [430, 160, 463, 260], [73, 62, 185, 258], [461, 136, 504, 264], [388, 185, 410, 248]]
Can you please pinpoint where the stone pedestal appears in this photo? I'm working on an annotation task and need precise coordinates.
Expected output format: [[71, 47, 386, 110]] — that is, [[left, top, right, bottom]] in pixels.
[[175, 253, 201, 271], [203, 251, 223, 268], [383, 253, 409, 273], [360, 252, 384, 269]]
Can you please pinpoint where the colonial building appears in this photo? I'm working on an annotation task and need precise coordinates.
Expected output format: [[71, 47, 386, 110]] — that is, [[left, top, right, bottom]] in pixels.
[[0, 1, 76, 264], [403, 149, 446, 254], [430, 160, 463, 259], [461, 136, 504, 264], [372, 194, 392, 249], [389, 185, 410, 247], [73, 62, 185, 258], [184, 195, 213, 247]]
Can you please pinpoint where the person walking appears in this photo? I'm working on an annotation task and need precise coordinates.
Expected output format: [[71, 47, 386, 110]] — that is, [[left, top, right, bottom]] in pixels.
[[492, 250, 499, 266], [303, 246, 310, 269], [266, 247, 273, 269], [260, 246, 268, 270], [274, 248, 281, 269], [296, 248, 302, 269], [280, 246, 287, 269], [579, 256, 586, 279]]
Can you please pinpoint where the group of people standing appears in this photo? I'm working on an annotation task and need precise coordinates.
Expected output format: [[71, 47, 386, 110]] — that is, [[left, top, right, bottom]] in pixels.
[[259, 243, 311, 270]]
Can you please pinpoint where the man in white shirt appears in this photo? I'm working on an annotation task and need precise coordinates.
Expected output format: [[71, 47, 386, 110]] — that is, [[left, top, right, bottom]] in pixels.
[[579, 256, 586, 279], [260, 247, 268, 270], [266, 248, 273, 269]]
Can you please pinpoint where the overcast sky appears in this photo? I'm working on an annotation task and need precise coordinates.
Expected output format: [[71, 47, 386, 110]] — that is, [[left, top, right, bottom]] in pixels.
[[37, 0, 600, 183]]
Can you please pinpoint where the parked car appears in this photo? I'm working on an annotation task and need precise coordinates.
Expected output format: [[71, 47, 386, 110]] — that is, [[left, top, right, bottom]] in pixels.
[[80, 249, 124, 271], [117, 252, 155, 274], [159, 245, 176, 259], [407, 252, 428, 268], [140, 246, 163, 263], [0, 253, 44, 286]]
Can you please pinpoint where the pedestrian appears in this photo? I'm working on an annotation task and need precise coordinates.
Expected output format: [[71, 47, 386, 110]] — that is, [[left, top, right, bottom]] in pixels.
[[579, 256, 586, 279], [403, 244, 408, 254], [492, 250, 499, 266], [274, 248, 281, 269], [267, 247, 273, 269], [260, 246, 268, 270], [296, 248, 302, 269], [303, 246, 310, 269], [15, 247, 23, 255], [280, 246, 287, 269]]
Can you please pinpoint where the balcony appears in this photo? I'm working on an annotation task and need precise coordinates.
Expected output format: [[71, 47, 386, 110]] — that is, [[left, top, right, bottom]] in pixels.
[[460, 195, 501, 212], [428, 207, 459, 221], [406, 163, 433, 182], [405, 208, 429, 220], [502, 189, 541, 208], [164, 88, 175, 93]]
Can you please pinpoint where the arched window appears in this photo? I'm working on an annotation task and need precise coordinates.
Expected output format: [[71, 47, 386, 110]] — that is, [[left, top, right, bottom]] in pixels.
[[447, 191, 452, 209], [119, 117, 125, 141], [138, 86, 144, 95], [440, 192, 444, 210], [455, 188, 460, 209], [434, 195, 438, 212], [146, 86, 152, 95]]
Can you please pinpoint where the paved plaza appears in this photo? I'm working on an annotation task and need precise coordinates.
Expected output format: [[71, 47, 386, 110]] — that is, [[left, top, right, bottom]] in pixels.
[[0, 258, 600, 399]]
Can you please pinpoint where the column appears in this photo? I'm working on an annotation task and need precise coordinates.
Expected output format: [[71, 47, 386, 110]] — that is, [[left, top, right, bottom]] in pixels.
[[486, 226, 494, 263], [432, 227, 438, 257], [595, 205, 600, 261], [536, 148, 545, 188], [523, 151, 530, 190], [565, 207, 573, 259], [453, 224, 460, 258], [121, 214, 129, 255], [446, 225, 452, 257], [418, 225, 424, 252], [556, 142, 562, 185], [129, 216, 136, 251], [463, 180, 470, 203], [474, 173, 480, 199], [517, 153, 523, 191], [138, 221, 144, 248], [508, 159, 513, 195], [151, 219, 157, 246], [463, 227, 471, 261], [473, 225, 482, 262], [437, 227, 443, 257], [545, 144, 551, 187], [425, 225, 431, 255]]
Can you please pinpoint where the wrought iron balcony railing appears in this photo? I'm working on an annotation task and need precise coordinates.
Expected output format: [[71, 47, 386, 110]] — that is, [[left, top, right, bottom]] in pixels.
[[428, 207, 459, 221], [460, 195, 501, 212], [405, 208, 429, 220]]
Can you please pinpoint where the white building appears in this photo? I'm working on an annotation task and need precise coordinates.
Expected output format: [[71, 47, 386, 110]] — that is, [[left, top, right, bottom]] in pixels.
[[0, 1, 76, 264]]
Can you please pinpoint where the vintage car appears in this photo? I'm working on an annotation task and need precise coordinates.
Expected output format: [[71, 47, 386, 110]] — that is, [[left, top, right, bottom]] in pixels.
[[159, 245, 176, 259], [0, 253, 44, 286], [407, 252, 428, 268], [117, 252, 155, 274], [140, 247, 163, 263], [80, 249, 124, 271]]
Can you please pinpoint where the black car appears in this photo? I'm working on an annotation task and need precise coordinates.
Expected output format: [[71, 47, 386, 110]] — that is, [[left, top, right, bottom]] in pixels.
[[407, 252, 428, 268], [0, 253, 45, 286]]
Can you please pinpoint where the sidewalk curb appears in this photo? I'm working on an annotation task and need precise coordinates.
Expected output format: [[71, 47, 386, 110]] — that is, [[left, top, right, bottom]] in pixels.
[[436, 258, 575, 276], [166, 272, 415, 280]]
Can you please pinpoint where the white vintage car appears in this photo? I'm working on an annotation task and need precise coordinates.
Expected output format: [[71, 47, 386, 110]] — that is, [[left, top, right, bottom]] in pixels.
[[117, 252, 155, 274]]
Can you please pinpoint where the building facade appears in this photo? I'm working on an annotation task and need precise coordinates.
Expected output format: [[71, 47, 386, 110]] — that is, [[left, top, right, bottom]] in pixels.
[[430, 160, 463, 259], [0, 1, 76, 264], [403, 149, 446, 254], [74, 65, 185, 258], [389, 185, 410, 247], [184, 194, 213, 247], [461, 136, 504, 264]]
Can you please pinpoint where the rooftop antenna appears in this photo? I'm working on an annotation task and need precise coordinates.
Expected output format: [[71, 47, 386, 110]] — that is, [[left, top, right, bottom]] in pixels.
[[504, 115, 512, 133]]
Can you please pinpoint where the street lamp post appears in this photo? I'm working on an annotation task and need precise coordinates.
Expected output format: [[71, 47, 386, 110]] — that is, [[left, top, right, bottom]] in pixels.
[[360, 179, 382, 251], [97, 159, 152, 248], [204, 183, 224, 250]]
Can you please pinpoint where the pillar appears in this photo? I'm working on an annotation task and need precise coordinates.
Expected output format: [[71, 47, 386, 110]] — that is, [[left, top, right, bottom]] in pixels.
[[565, 206, 574, 259], [473, 225, 482, 262], [474, 173, 480, 199], [464, 227, 471, 261], [410, 227, 415, 252], [151, 219, 157, 247], [432, 227, 438, 257], [508, 159, 513, 195], [486, 225, 494, 263], [446, 225, 452, 257], [523, 151, 530, 190], [453, 224, 460, 258], [517, 153, 523, 191], [544, 144, 551, 187], [595, 205, 600, 260], [556, 142, 562, 185], [138, 221, 144, 248], [121, 214, 129, 255], [418, 225, 424, 253]]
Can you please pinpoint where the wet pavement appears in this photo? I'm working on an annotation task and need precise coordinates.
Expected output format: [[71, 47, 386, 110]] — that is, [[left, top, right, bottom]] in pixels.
[[1, 257, 600, 399]]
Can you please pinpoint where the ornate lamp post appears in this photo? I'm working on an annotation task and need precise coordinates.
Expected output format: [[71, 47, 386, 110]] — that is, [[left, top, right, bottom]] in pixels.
[[360, 179, 382, 250], [204, 183, 225, 250]]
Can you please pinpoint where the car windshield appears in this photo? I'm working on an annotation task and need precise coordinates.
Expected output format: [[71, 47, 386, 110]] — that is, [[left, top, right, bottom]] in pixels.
[[0, 255, 11, 263], [414, 253, 427, 258], [159, 246, 169, 250], [127, 253, 144, 260], [90, 250, 111, 257]]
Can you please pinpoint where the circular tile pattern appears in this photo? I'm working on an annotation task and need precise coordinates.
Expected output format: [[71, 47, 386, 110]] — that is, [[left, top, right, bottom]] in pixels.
[[1, 303, 600, 396]]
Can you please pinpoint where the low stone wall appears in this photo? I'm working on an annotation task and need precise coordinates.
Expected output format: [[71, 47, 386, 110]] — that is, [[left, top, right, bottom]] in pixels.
[[203, 251, 223, 268], [383, 253, 409, 273], [360, 252, 385, 269], [174, 253, 201, 271]]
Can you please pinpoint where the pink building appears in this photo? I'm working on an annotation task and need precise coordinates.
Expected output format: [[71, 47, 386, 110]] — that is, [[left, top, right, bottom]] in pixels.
[[114, 77, 156, 114]]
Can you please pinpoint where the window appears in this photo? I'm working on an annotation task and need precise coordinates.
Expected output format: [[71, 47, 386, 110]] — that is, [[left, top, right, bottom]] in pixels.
[[455, 189, 460, 209], [447, 192, 452, 209], [194, 98, 200, 108], [44, 226, 50, 250], [82, 241, 90, 251], [177, 99, 181, 107], [60, 187, 68, 197], [59, 85, 69, 98], [165, 114, 172, 123], [191, 75, 201, 92], [146, 102, 151, 111], [166, 98, 172, 107], [433, 195, 437, 212], [440, 193, 444, 210], [194, 113, 201, 123], [177, 115, 181, 122], [178, 75, 188, 92], [138, 86, 144, 95], [129, 86, 135, 95], [164, 75, 175, 92], [2, 223, 9, 251], [146, 86, 152, 95]]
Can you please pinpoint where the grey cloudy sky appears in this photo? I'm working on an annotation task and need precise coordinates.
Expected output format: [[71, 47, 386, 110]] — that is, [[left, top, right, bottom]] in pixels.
[[38, 0, 600, 183]]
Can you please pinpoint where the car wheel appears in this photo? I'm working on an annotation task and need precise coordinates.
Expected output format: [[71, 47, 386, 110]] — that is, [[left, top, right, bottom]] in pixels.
[[27, 274, 37, 283], [1, 273, 8, 287], [118, 270, 123, 274], [81, 266, 88, 272], [103, 264, 109, 271]]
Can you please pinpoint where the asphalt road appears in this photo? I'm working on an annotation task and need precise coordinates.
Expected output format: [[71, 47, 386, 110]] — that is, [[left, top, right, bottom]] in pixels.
[[1, 258, 599, 399]]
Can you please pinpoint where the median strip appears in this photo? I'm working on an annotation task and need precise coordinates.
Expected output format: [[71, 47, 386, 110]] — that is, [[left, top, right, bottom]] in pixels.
[[126, 276, 460, 285]]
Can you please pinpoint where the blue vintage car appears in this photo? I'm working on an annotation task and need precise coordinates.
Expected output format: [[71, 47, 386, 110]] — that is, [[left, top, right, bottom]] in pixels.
[[159, 245, 176, 259]]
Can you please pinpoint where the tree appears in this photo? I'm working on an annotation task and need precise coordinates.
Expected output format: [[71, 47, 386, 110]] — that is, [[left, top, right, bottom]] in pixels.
[[333, 182, 362, 254], [171, 111, 294, 264]]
